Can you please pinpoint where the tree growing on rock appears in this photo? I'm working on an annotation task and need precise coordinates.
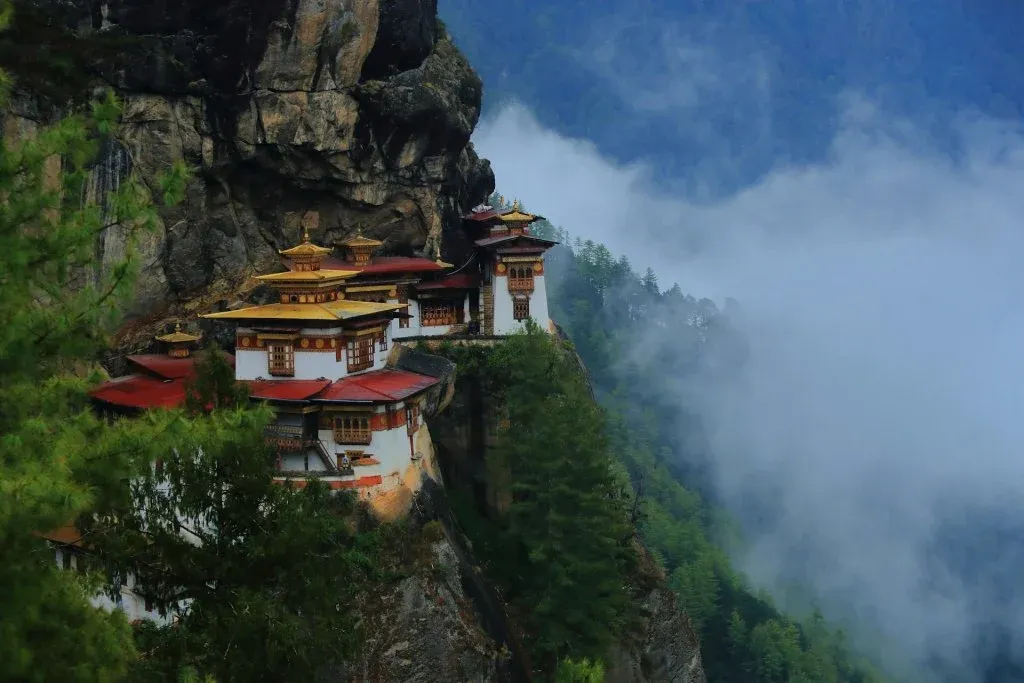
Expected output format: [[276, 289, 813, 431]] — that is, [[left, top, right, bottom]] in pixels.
[[485, 324, 640, 670]]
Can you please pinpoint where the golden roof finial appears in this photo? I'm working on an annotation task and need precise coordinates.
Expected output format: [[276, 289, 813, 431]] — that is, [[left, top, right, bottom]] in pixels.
[[174, 322, 182, 333], [512, 198, 521, 211], [302, 226, 311, 243]]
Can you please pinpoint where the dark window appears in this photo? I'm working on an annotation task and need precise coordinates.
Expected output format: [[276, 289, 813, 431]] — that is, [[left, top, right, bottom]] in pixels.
[[267, 343, 295, 376], [513, 298, 530, 321], [346, 337, 373, 372]]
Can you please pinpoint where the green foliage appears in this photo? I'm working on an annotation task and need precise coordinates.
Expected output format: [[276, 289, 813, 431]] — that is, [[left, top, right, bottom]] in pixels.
[[436, 328, 640, 672], [0, 52, 188, 679], [555, 657, 605, 682], [84, 361, 369, 681]]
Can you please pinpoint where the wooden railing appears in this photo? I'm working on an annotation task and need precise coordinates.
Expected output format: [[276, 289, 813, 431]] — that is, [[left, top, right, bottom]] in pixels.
[[507, 277, 534, 292]]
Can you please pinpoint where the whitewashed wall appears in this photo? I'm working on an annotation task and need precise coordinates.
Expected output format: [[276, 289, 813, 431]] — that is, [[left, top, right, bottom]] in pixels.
[[492, 274, 550, 335], [53, 547, 176, 626]]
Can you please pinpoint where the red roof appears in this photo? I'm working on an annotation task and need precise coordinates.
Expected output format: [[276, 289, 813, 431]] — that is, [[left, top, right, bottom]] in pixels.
[[89, 373, 188, 409], [283, 255, 445, 276], [315, 369, 440, 403], [125, 354, 236, 381], [38, 523, 86, 547], [247, 379, 332, 401], [475, 234, 557, 249], [126, 355, 196, 380], [464, 209, 502, 222], [417, 273, 479, 290]]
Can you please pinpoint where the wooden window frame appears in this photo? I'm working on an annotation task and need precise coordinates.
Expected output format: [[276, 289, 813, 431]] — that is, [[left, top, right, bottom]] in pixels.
[[420, 299, 464, 327], [513, 297, 530, 321], [334, 415, 372, 445], [346, 336, 374, 373], [267, 342, 295, 377], [508, 264, 535, 292], [378, 328, 389, 351]]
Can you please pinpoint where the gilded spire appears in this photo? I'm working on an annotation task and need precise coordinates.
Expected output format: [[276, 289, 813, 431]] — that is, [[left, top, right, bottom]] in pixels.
[[433, 241, 453, 268]]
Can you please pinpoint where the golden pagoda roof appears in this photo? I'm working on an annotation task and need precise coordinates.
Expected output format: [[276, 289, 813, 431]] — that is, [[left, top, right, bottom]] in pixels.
[[254, 269, 360, 284], [498, 200, 539, 223], [155, 323, 200, 344], [202, 300, 405, 322], [279, 228, 333, 257], [339, 225, 383, 248]]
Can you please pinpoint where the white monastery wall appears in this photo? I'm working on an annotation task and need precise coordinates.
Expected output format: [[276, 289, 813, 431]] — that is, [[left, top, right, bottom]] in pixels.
[[492, 274, 549, 335]]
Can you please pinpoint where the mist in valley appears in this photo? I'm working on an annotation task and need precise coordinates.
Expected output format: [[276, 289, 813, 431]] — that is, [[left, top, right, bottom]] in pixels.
[[473, 92, 1024, 682]]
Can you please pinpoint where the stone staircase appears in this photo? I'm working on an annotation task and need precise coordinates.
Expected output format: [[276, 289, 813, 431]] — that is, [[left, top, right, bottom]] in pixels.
[[481, 283, 494, 335]]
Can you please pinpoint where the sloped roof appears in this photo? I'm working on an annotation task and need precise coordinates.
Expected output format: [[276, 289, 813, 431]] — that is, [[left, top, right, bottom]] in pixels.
[[417, 273, 480, 290], [296, 255, 446, 276], [474, 234, 558, 249], [202, 300, 405, 323], [247, 379, 333, 402], [89, 373, 189, 409], [155, 323, 200, 344], [314, 369, 440, 403], [255, 269, 360, 284], [126, 355, 198, 380]]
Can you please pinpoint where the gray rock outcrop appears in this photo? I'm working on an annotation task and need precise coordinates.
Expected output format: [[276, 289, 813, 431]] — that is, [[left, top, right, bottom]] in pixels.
[[2, 0, 494, 326]]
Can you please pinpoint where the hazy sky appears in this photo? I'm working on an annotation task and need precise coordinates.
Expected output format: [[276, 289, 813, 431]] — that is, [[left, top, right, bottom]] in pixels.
[[473, 89, 1024, 680]]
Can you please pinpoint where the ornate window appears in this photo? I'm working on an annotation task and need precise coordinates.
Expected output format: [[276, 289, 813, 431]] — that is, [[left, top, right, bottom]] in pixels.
[[513, 297, 530, 321], [508, 264, 535, 292], [346, 336, 374, 372], [267, 343, 295, 376], [421, 300, 463, 327], [334, 415, 372, 445], [377, 328, 389, 351]]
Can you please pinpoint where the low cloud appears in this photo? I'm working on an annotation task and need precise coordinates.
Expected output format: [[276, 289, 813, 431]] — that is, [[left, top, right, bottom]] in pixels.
[[474, 100, 1024, 678]]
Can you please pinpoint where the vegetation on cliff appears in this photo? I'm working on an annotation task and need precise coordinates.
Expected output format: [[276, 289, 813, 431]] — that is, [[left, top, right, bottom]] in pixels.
[[433, 329, 642, 675], [523, 203, 889, 683]]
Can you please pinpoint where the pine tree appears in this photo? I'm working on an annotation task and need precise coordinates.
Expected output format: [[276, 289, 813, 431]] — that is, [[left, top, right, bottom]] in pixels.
[[0, 35, 188, 679], [85, 349, 371, 682], [641, 267, 660, 295], [487, 325, 638, 668]]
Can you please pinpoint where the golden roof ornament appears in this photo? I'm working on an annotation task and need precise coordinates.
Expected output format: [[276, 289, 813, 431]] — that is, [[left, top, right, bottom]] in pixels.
[[155, 322, 201, 344], [279, 228, 332, 258], [498, 199, 539, 224], [433, 242, 453, 269], [339, 223, 383, 248]]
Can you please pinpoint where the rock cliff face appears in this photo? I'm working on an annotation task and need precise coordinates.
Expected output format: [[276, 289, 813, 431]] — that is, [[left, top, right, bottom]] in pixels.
[[2, 0, 493, 326]]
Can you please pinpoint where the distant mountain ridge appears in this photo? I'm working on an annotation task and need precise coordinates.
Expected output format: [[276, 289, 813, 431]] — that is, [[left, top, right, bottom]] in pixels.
[[441, 0, 1024, 194]]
